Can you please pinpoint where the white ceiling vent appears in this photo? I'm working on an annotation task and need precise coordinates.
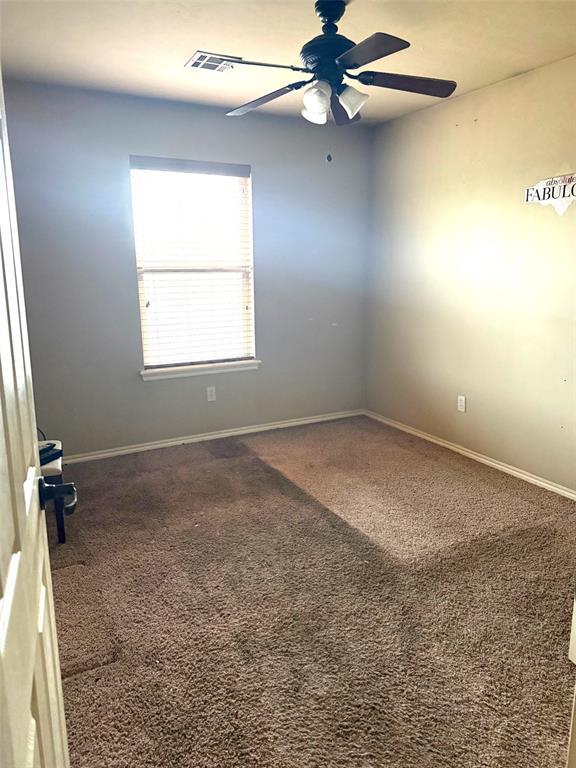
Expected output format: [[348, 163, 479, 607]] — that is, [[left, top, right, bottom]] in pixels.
[[185, 51, 240, 72]]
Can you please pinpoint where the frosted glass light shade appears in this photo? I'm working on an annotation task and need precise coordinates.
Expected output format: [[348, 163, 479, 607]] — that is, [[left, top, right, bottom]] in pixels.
[[301, 107, 328, 125], [302, 80, 332, 112], [338, 85, 369, 119]]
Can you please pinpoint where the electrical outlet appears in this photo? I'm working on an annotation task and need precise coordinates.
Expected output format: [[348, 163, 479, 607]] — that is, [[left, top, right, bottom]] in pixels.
[[457, 394, 466, 413], [206, 386, 216, 402]]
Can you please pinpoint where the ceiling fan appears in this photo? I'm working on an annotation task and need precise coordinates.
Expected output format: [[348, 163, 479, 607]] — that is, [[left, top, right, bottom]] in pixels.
[[186, 0, 457, 126]]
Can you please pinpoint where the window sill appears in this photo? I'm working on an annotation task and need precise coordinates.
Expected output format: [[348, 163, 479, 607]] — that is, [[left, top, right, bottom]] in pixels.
[[140, 359, 262, 381]]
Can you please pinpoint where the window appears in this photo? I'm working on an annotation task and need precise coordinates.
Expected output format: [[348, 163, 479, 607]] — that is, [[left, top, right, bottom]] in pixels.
[[129, 156, 257, 379]]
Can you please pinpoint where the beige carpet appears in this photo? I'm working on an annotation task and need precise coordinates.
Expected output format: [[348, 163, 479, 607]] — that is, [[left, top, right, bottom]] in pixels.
[[52, 563, 120, 678], [49, 416, 576, 767]]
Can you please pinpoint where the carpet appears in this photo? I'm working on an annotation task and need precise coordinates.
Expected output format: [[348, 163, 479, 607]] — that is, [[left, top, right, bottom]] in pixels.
[[51, 563, 119, 678], [49, 416, 576, 767]]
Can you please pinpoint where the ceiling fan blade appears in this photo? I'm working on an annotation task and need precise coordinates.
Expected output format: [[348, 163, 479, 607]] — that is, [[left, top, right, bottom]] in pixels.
[[336, 33, 410, 70], [330, 93, 361, 126], [227, 80, 311, 117], [358, 71, 457, 98]]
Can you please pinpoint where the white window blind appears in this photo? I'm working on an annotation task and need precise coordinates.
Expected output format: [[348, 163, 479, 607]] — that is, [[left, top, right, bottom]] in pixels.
[[129, 157, 255, 369]]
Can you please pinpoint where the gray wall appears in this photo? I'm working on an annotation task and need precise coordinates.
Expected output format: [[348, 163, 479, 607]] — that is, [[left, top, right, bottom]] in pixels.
[[366, 55, 576, 491], [5, 80, 371, 455]]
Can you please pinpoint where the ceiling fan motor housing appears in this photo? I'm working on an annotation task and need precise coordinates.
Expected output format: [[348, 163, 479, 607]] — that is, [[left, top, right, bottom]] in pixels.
[[304, 0, 354, 85], [300, 34, 355, 86]]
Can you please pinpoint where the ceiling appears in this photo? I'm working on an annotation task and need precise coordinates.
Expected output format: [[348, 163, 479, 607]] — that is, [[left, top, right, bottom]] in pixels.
[[2, 1, 576, 123]]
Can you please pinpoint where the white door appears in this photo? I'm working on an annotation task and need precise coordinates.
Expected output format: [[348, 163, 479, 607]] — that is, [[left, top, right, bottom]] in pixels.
[[567, 603, 576, 767], [0, 74, 70, 767], [568, 692, 576, 768]]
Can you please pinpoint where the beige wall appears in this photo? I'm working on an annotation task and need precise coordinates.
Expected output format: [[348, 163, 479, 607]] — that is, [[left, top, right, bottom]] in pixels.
[[5, 80, 371, 455], [367, 55, 576, 491]]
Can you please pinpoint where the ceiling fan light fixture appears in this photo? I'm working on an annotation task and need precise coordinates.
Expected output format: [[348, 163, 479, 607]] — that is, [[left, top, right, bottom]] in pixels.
[[301, 79, 332, 123], [338, 85, 369, 119], [301, 106, 328, 125]]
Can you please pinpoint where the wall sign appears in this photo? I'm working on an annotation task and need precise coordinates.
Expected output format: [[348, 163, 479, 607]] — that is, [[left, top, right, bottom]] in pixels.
[[524, 172, 576, 216]]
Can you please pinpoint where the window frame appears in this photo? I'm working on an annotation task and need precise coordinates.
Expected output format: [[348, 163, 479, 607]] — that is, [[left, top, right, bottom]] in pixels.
[[129, 156, 260, 380]]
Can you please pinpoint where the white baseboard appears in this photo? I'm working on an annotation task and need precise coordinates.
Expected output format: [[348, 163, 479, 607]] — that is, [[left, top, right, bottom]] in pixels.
[[364, 410, 576, 502], [65, 409, 365, 464], [65, 407, 576, 503]]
